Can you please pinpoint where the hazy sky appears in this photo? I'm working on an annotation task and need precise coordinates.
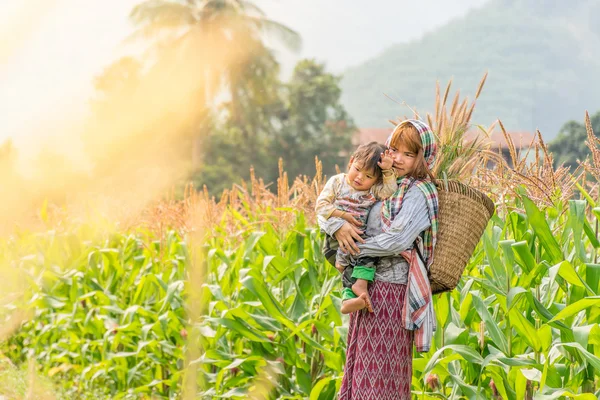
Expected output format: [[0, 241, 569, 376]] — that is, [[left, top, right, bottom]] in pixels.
[[257, 0, 488, 72], [0, 0, 487, 146], [0, 0, 139, 146]]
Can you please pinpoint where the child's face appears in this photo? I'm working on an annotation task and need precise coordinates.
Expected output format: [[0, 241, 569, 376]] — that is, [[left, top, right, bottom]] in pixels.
[[347, 161, 378, 191], [389, 143, 417, 177]]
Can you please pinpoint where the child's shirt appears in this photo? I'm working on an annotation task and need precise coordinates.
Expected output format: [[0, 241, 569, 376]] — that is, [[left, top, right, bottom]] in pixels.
[[315, 170, 397, 231]]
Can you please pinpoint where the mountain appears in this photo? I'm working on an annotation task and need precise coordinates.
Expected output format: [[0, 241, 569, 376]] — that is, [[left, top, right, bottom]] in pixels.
[[340, 0, 600, 138], [256, 0, 487, 73]]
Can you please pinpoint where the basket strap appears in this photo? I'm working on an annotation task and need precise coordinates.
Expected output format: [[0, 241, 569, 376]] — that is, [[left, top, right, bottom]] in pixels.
[[414, 238, 427, 270]]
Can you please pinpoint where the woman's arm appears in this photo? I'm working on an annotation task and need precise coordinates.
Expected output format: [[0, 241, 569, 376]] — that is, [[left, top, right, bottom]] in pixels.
[[357, 186, 431, 257], [318, 214, 365, 255], [335, 222, 366, 254]]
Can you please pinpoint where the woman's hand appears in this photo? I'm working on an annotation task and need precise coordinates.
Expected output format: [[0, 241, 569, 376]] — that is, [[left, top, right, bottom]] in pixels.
[[334, 222, 366, 255], [340, 211, 362, 227]]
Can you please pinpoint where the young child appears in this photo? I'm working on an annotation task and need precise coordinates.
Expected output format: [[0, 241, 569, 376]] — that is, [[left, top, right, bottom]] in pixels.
[[316, 142, 397, 314]]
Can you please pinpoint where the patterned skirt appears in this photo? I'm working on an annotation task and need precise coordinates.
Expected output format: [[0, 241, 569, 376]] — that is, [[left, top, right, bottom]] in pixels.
[[339, 281, 413, 400]]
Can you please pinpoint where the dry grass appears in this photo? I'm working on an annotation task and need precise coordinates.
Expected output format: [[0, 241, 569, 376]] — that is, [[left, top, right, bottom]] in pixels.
[[581, 111, 600, 196], [418, 74, 584, 213], [30, 83, 596, 238], [477, 120, 583, 212], [389, 74, 503, 184], [427, 74, 498, 183], [128, 158, 325, 241], [118, 79, 593, 235]]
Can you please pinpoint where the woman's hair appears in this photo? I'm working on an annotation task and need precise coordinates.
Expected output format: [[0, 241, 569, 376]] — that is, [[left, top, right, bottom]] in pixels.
[[388, 124, 435, 180], [348, 142, 387, 182]]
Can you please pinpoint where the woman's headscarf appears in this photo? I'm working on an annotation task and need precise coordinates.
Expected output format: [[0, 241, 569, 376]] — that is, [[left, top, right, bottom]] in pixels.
[[381, 119, 439, 267], [384, 119, 438, 171]]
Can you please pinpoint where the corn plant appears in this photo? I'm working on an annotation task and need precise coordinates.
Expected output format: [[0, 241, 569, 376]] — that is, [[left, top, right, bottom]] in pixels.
[[5, 140, 600, 398], [2, 226, 189, 398], [1, 208, 349, 399], [191, 211, 345, 398], [409, 185, 600, 399]]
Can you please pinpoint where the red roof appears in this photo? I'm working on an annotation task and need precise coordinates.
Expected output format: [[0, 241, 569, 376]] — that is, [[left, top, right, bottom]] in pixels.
[[356, 128, 534, 150]]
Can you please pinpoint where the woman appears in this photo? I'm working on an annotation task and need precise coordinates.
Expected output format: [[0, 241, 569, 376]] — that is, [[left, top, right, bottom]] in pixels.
[[319, 119, 439, 399]]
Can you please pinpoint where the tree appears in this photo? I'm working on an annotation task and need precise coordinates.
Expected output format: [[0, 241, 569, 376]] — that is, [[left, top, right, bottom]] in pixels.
[[549, 110, 600, 171], [129, 0, 300, 84], [195, 59, 357, 194], [80, 1, 301, 198], [274, 59, 356, 181], [129, 0, 301, 167]]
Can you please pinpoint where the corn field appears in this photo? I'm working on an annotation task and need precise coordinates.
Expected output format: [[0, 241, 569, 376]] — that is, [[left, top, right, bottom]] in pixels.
[[3, 83, 600, 398], [1, 166, 600, 399]]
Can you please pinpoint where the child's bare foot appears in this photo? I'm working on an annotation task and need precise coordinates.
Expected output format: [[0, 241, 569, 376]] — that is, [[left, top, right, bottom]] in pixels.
[[341, 293, 372, 314], [334, 262, 345, 273], [351, 279, 373, 313], [352, 279, 368, 296]]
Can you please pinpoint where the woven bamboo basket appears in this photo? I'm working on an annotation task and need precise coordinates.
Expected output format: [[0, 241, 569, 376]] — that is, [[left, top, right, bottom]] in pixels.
[[429, 179, 495, 295]]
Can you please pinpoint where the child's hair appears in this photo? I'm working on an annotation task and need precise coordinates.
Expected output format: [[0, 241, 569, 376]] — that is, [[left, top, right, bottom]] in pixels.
[[348, 142, 387, 182], [388, 124, 435, 180]]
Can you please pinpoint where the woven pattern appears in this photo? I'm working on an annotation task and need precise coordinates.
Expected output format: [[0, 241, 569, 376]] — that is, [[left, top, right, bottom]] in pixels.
[[339, 281, 413, 400], [429, 179, 495, 294]]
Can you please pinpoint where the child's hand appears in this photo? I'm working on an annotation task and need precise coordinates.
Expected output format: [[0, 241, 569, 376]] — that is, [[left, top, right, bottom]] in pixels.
[[341, 211, 362, 227], [378, 149, 394, 170]]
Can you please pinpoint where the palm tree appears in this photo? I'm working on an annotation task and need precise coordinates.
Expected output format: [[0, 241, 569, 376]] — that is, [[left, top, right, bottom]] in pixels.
[[129, 0, 300, 167], [129, 0, 300, 108]]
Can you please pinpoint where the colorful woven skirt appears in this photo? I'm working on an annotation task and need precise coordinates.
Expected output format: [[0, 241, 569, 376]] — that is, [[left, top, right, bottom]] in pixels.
[[339, 281, 413, 400]]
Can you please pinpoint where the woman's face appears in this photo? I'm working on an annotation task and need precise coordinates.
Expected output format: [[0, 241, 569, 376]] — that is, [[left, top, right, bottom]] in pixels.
[[389, 143, 417, 177]]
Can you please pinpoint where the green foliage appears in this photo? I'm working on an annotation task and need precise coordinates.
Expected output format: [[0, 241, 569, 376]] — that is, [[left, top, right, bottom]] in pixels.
[[94, 0, 356, 196], [549, 110, 600, 171], [340, 0, 600, 136], [1, 228, 188, 398], [7, 185, 600, 397], [194, 211, 345, 399], [407, 190, 600, 398], [196, 59, 356, 194], [1, 210, 346, 399], [275, 60, 355, 180], [0, 358, 58, 399]]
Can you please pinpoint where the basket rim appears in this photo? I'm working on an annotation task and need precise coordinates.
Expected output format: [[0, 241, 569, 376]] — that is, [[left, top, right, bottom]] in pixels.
[[434, 179, 495, 217]]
